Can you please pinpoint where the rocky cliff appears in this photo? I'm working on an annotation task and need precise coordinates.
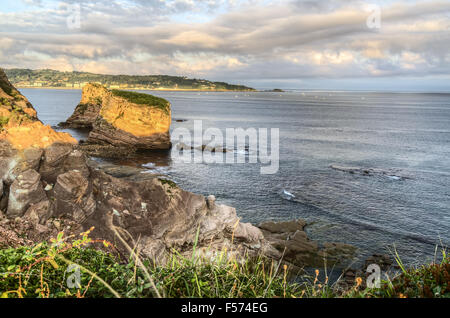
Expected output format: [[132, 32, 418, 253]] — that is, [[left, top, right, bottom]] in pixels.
[[0, 69, 76, 150], [61, 84, 171, 157]]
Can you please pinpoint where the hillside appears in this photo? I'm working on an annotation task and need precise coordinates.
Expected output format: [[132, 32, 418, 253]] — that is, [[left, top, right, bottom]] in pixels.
[[4, 68, 255, 91]]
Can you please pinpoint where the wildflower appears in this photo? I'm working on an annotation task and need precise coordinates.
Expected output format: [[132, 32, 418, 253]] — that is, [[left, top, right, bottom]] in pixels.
[[314, 269, 319, 284]]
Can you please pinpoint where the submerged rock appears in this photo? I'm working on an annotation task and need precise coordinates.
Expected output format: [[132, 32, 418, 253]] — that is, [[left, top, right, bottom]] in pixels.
[[259, 219, 356, 269], [176, 142, 228, 153], [330, 164, 411, 180]]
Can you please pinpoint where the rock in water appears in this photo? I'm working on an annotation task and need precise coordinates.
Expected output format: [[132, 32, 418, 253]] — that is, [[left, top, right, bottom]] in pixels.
[[61, 83, 172, 157]]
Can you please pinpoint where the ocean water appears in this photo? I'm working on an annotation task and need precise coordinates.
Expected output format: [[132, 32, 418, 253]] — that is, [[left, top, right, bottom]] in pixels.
[[22, 88, 450, 267]]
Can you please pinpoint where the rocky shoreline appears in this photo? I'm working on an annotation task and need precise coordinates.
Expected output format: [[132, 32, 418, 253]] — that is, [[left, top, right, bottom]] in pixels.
[[0, 69, 369, 277]]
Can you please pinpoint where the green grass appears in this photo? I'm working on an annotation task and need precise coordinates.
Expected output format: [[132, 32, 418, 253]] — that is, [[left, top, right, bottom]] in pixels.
[[0, 231, 302, 298], [111, 89, 170, 114], [0, 230, 448, 298]]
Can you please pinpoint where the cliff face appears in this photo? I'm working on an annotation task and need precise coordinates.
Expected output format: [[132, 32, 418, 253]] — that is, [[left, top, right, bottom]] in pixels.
[[0, 69, 76, 150], [62, 84, 171, 156], [60, 84, 109, 128], [89, 89, 171, 150]]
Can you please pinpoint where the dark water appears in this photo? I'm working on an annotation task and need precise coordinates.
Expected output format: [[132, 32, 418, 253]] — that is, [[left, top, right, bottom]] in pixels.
[[22, 88, 450, 267]]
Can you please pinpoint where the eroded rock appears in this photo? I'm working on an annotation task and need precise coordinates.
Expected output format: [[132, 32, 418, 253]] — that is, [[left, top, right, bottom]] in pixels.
[[7, 169, 47, 218], [53, 170, 96, 222]]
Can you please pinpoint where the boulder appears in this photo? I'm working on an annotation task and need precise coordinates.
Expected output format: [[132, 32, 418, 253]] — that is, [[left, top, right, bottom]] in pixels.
[[7, 169, 47, 218], [0, 141, 43, 185], [23, 200, 51, 226], [259, 219, 307, 233], [53, 170, 96, 222], [39, 143, 89, 183]]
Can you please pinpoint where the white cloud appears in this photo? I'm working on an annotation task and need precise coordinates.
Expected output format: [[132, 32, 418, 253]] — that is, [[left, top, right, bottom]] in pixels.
[[0, 0, 449, 86]]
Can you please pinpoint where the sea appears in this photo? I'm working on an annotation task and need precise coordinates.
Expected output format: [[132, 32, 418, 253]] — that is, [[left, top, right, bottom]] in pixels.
[[22, 88, 450, 268]]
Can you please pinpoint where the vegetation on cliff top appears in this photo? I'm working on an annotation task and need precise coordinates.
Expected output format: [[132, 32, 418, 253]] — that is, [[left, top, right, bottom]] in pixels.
[[111, 89, 170, 114], [4, 68, 255, 91], [0, 229, 448, 298]]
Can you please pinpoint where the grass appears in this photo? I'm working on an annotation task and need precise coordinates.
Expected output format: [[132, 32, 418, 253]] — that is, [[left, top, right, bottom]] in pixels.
[[0, 229, 448, 298], [367, 249, 449, 298], [111, 89, 170, 114], [0, 79, 14, 96], [158, 178, 178, 189], [0, 116, 9, 128]]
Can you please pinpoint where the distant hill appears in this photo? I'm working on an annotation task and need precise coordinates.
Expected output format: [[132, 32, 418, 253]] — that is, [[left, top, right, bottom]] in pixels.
[[4, 68, 255, 91]]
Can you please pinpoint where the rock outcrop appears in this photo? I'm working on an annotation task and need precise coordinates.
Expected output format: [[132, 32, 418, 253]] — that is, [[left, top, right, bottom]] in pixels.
[[61, 83, 172, 157], [59, 83, 108, 128], [0, 68, 76, 150]]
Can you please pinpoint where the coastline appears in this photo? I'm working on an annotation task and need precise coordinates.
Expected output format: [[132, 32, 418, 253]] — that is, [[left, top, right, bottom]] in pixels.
[[14, 86, 256, 92]]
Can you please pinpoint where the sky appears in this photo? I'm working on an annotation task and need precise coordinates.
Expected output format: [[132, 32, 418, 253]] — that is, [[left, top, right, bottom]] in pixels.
[[0, 0, 449, 90]]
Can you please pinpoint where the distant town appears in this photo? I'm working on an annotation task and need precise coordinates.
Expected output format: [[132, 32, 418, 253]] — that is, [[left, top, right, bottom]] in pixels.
[[4, 68, 255, 91]]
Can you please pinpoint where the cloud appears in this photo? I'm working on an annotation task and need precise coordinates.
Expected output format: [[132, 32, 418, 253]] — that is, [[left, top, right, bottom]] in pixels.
[[0, 0, 449, 87]]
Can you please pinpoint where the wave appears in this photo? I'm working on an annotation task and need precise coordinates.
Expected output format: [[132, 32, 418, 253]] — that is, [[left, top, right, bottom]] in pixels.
[[281, 189, 296, 200]]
